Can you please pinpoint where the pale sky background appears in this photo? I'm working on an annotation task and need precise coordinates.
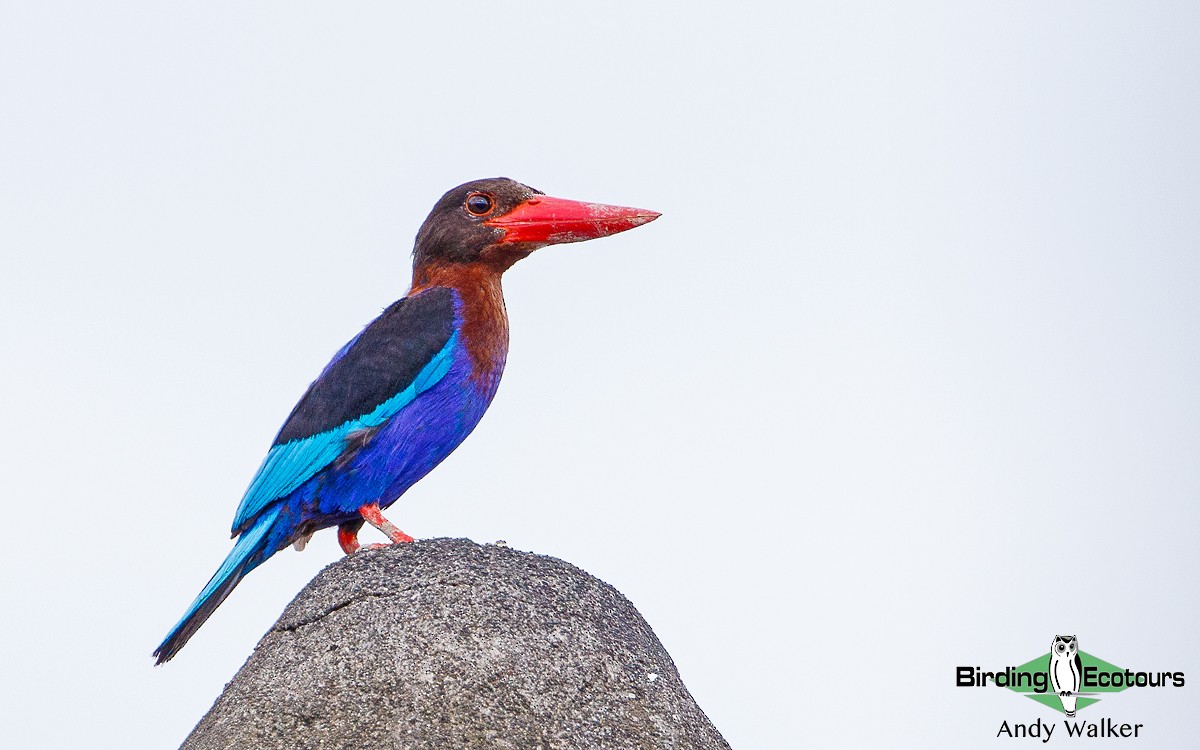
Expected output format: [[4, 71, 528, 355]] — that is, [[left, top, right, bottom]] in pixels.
[[2, 2, 1198, 748]]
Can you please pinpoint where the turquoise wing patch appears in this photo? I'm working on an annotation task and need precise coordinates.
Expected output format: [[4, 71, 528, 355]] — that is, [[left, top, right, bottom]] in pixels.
[[230, 331, 459, 533]]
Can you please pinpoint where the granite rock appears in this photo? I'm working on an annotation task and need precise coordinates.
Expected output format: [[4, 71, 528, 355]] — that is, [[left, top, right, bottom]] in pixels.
[[182, 537, 729, 750]]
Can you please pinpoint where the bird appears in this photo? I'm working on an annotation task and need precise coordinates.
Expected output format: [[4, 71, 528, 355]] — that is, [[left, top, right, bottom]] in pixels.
[[153, 178, 659, 664], [1049, 635, 1082, 717]]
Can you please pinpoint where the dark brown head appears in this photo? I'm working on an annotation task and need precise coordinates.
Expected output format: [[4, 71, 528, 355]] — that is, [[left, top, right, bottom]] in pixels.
[[412, 177, 659, 273]]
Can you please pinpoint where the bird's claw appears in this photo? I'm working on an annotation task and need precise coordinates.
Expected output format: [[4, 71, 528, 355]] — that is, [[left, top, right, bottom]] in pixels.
[[337, 505, 415, 554], [359, 502, 415, 543]]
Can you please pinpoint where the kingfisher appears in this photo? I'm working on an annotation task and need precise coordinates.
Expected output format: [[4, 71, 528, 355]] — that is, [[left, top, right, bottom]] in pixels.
[[154, 178, 659, 664]]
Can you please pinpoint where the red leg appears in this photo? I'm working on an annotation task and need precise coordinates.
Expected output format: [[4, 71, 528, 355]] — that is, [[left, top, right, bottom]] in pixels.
[[359, 502, 415, 544], [337, 524, 362, 554]]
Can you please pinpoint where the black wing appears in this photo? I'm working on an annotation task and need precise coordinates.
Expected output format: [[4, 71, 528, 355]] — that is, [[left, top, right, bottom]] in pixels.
[[273, 287, 457, 444], [229, 287, 458, 535]]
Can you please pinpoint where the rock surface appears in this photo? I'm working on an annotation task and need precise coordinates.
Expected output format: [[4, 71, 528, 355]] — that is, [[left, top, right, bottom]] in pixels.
[[182, 538, 729, 750]]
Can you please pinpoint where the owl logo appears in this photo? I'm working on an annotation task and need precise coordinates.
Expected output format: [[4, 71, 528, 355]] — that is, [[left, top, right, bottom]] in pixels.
[[1049, 635, 1082, 716]]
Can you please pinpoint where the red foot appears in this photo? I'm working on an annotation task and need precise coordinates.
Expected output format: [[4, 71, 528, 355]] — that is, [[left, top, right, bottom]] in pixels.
[[337, 525, 362, 554], [337, 504, 414, 554], [360, 502, 415, 544]]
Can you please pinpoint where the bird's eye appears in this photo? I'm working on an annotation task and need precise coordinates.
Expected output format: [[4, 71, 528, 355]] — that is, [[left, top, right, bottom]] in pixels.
[[465, 193, 494, 216]]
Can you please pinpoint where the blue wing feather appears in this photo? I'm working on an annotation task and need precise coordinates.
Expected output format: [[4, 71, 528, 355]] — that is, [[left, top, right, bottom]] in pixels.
[[230, 330, 460, 533]]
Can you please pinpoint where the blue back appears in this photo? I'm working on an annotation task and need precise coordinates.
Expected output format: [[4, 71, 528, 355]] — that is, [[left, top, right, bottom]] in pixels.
[[230, 287, 473, 535]]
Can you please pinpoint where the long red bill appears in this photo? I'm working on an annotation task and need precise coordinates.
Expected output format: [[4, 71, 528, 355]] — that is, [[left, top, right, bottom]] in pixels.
[[485, 195, 660, 245]]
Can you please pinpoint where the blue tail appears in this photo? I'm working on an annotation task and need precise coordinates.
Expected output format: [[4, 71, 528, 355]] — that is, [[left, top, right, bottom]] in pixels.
[[153, 505, 284, 664]]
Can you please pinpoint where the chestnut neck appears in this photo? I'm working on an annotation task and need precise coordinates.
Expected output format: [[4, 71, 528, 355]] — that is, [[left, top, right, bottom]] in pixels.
[[410, 260, 510, 390]]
